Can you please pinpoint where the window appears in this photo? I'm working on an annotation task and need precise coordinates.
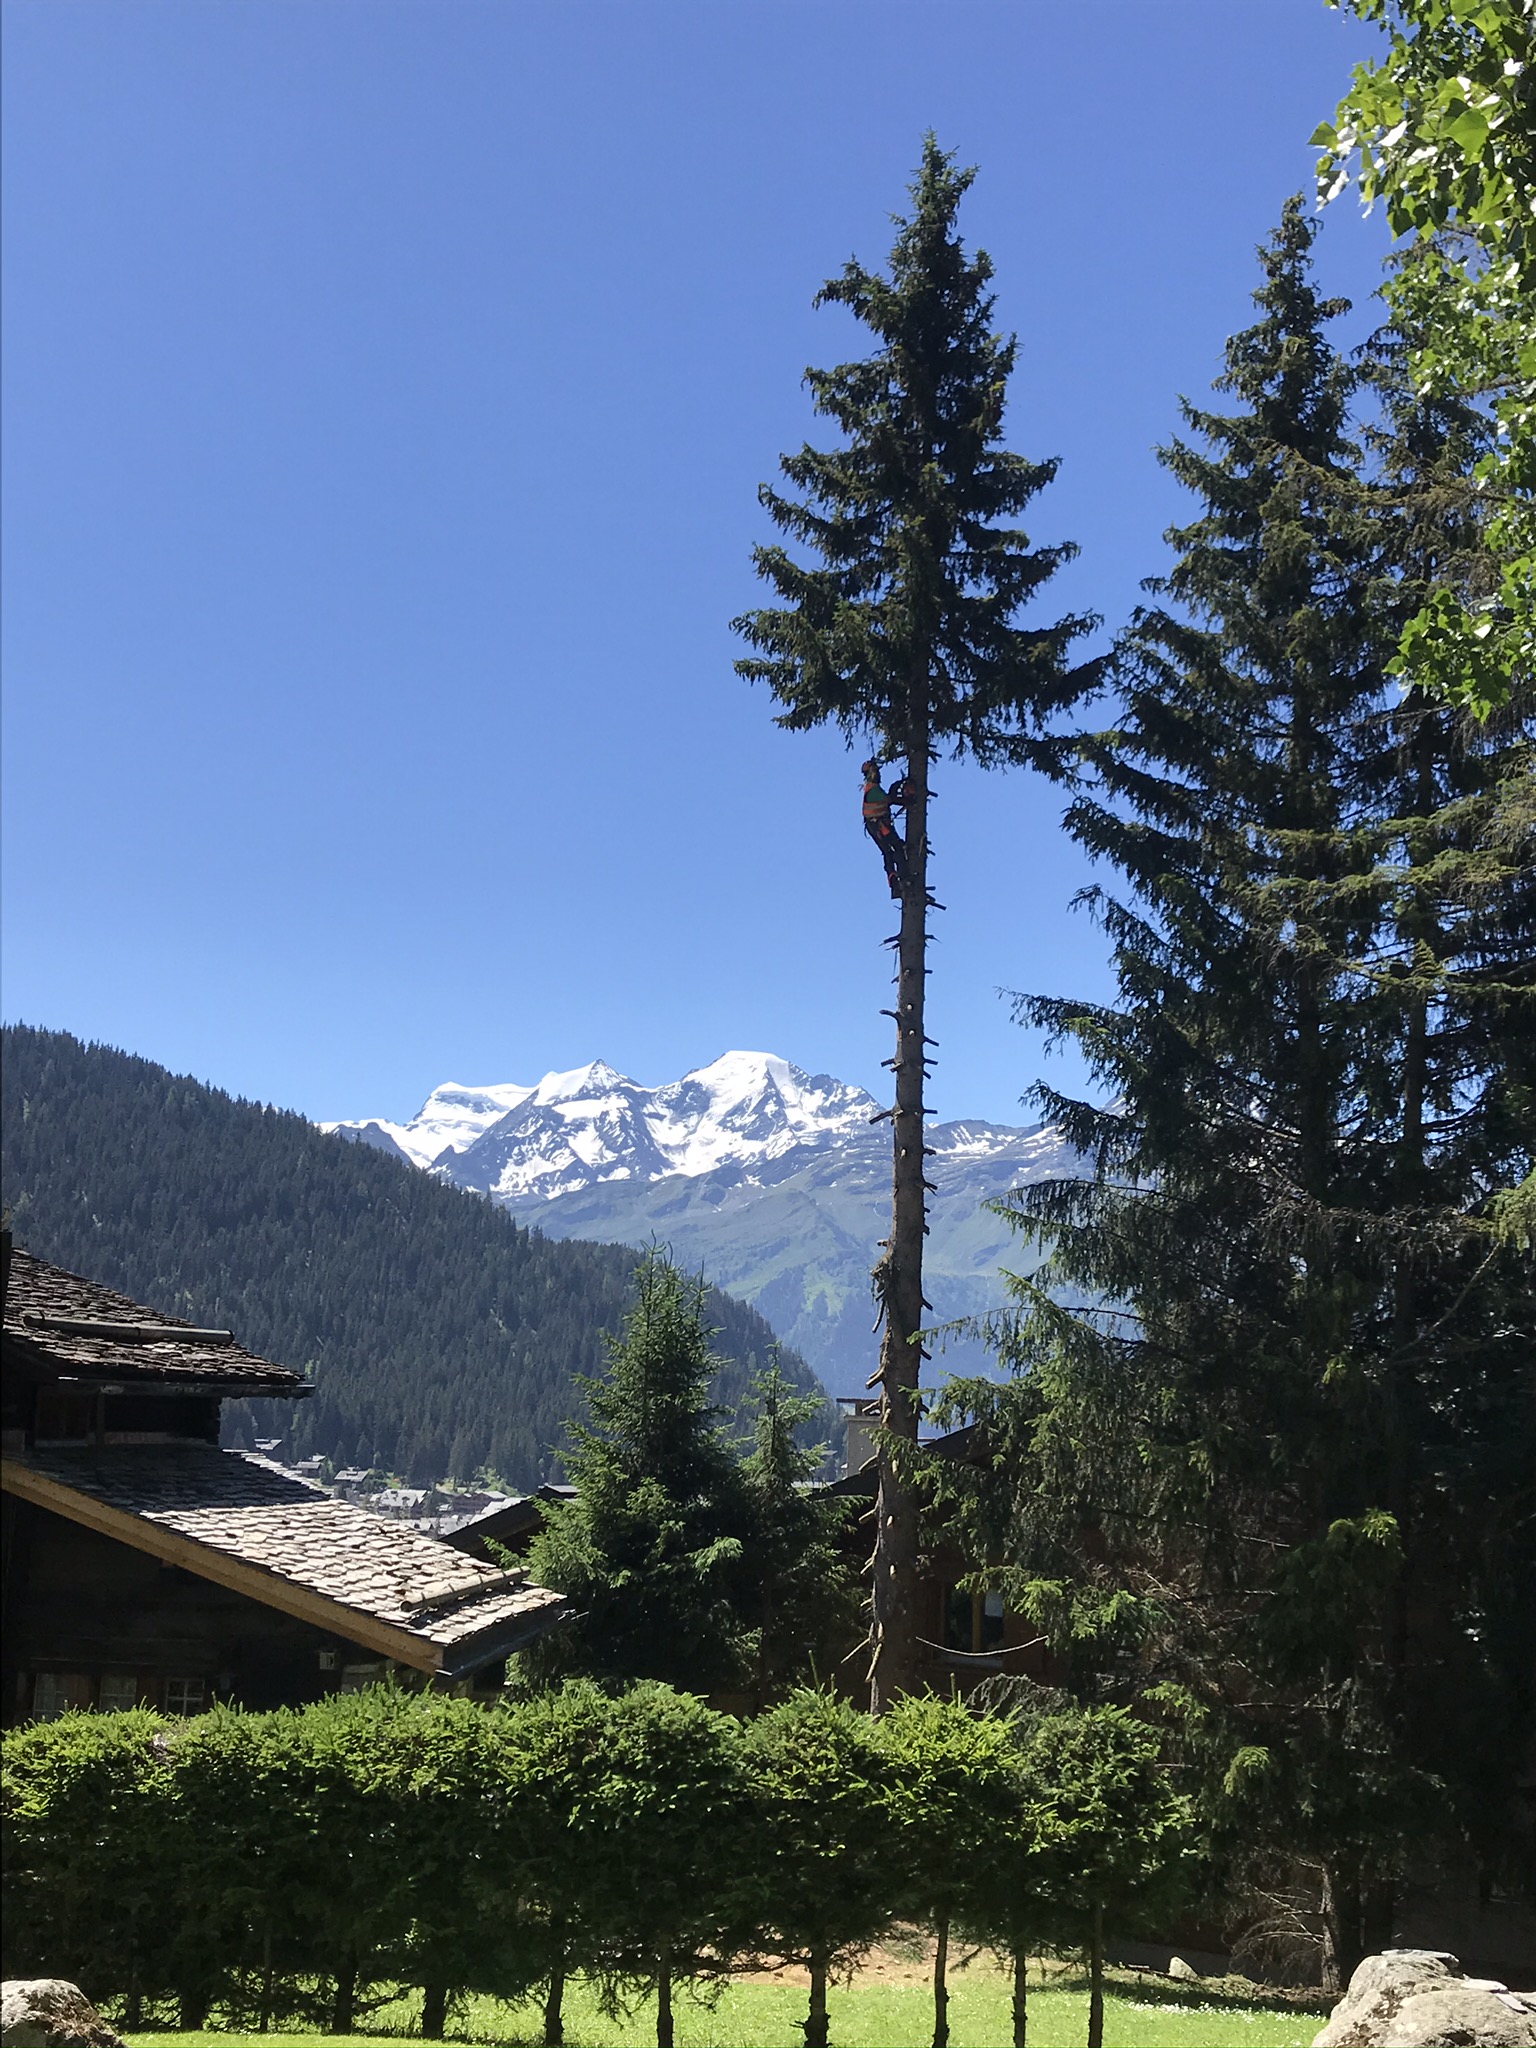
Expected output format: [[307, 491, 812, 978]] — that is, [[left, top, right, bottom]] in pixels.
[[941, 1585, 1007, 1653], [30, 1672, 87, 1721], [943, 1585, 974, 1652], [98, 1673, 139, 1712], [981, 1587, 1006, 1650], [163, 1677, 206, 1716]]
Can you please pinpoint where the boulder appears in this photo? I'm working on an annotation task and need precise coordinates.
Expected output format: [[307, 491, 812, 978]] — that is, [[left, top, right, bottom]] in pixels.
[[0, 1983, 124, 2048], [1167, 1956, 1201, 1982], [1314, 1950, 1536, 2048]]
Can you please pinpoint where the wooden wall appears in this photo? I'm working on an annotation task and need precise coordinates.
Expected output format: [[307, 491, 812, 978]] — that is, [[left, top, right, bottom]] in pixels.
[[1, 1496, 373, 1724]]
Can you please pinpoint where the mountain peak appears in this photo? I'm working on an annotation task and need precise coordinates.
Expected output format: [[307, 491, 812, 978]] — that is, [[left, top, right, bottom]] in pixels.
[[326, 1051, 883, 1202], [531, 1059, 630, 1105]]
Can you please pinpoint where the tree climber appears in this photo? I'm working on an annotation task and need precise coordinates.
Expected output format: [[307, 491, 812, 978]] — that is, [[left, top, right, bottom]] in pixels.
[[861, 759, 909, 898]]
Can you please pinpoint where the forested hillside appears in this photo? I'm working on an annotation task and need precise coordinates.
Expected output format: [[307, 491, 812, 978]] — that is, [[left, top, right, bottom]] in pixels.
[[0, 1026, 827, 1487]]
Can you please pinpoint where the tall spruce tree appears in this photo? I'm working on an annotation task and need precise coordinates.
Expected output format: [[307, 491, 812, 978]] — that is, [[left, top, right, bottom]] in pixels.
[[524, 1251, 751, 1691], [733, 137, 1097, 1709], [928, 202, 1535, 1986]]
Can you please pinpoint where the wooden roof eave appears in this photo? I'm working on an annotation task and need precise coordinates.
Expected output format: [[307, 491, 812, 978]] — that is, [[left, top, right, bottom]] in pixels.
[[2, 1457, 444, 1673], [1, 1329, 309, 1400], [436, 1600, 573, 1682]]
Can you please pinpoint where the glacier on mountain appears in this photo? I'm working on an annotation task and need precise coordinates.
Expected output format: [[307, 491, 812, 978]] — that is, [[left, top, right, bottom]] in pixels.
[[323, 1052, 1075, 1390], [325, 1052, 888, 1199]]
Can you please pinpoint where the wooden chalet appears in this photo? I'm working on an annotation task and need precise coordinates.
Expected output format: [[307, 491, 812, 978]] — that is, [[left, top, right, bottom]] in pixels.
[[828, 1396, 1060, 1697], [0, 1238, 568, 1722]]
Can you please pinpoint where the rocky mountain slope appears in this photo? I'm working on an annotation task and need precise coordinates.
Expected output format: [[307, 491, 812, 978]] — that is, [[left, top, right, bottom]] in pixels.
[[330, 1053, 1075, 1390]]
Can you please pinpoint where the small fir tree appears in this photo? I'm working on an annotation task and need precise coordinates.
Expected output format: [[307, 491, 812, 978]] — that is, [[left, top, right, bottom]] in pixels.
[[525, 1251, 751, 1691], [882, 1694, 1020, 2048], [734, 136, 1098, 1709], [737, 1361, 859, 1707], [738, 1690, 896, 2048]]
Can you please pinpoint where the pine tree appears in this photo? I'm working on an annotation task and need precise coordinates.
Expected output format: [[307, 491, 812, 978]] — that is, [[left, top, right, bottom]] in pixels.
[[928, 202, 1535, 1986], [733, 137, 1097, 1708], [736, 1362, 859, 1707], [524, 1250, 752, 1691]]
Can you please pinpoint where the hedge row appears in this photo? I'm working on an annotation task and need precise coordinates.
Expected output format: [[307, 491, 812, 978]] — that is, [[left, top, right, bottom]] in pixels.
[[1, 1683, 1192, 2048]]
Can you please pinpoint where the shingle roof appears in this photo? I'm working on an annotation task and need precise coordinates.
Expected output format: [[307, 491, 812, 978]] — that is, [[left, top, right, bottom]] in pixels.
[[4, 1443, 568, 1676], [3, 1248, 305, 1394]]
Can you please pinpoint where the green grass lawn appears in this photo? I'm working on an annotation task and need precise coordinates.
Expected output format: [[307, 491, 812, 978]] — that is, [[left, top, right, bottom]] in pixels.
[[135, 1959, 1328, 2048]]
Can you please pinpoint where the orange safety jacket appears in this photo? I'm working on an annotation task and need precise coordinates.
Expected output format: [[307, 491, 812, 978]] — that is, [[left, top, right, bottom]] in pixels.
[[863, 777, 893, 821]]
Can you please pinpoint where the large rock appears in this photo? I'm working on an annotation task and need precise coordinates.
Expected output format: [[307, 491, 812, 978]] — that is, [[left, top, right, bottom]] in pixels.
[[0, 1983, 124, 2048], [1314, 1949, 1536, 2047]]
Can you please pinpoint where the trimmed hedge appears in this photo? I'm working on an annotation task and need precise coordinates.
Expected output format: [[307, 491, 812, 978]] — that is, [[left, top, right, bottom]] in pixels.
[[1, 1685, 1191, 2048]]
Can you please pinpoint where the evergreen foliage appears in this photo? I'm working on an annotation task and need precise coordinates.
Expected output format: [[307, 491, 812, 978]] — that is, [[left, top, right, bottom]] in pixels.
[[524, 1256, 857, 1696], [490, 1683, 622, 2048], [1019, 1713, 1195, 2048], [738, 1691, 895, 2048], [2, 1685, 1195, 2048], [929, 203, 1536, 1989], [523, 1253, 754, 1692], [737, 1362, 860, 1708], [0, 1025, 826, 1488], [733, 135, 1097, 1707], [568, 1684, 752, 2048], [881, 1694, 1021, 2048]]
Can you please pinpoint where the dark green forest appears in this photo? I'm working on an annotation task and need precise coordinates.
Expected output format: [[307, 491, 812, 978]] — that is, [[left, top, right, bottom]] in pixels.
[[0, 1025, 827, 1488]]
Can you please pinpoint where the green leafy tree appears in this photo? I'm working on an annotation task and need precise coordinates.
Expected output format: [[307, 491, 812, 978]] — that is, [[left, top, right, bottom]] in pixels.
[[737, 1363, 860, 1707], [1022, 1712, 1193, 2048], [1315, 0, 1534, 714], [360, 1693, 537, 2038], [284, 1692, 431, 2034], [948, 1702, 1064, 2048], [525, 1251, 752, 1691], [929, 200, 1534, 1988], [0, 1708, 176, 2018], [738, 1689, 896, 2048], [733, 137, 1098, 1709], [574, 1684, 752, 2048], [162, 1706, 314, 2032], [882, 1694, 1020, 2048], [492, 1682, 625, 2048]]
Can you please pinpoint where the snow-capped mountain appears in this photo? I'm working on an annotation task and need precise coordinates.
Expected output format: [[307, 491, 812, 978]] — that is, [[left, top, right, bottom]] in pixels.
[[324, 1053, 1076, 1390], [326, 1053, 883, 1201]]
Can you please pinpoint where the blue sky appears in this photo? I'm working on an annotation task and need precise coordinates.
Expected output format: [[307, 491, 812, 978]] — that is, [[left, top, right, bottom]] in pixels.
[[2, 0, 1390, 1127]]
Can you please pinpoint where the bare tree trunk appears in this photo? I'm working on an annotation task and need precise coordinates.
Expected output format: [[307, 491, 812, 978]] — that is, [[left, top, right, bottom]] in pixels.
[[1322, 1857, 1363, 1997], [1086, 1900, 1105, 2048], [331, 1954, 357, 2036], [420, 1979, 447, 2040], [870, 724, 931, 1715], [804, 1951, 830, 2048], [257, 1924, 274, 2035], [932, 1910, 950, 2048], [656, 1954, 673, 2048], [1012, 1946, 1028, 2048], [542, 1940, 567, 2048]]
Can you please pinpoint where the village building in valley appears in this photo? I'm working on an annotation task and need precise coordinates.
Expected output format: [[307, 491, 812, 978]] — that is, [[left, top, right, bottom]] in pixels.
[[0, 1234, 569, 1721]]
